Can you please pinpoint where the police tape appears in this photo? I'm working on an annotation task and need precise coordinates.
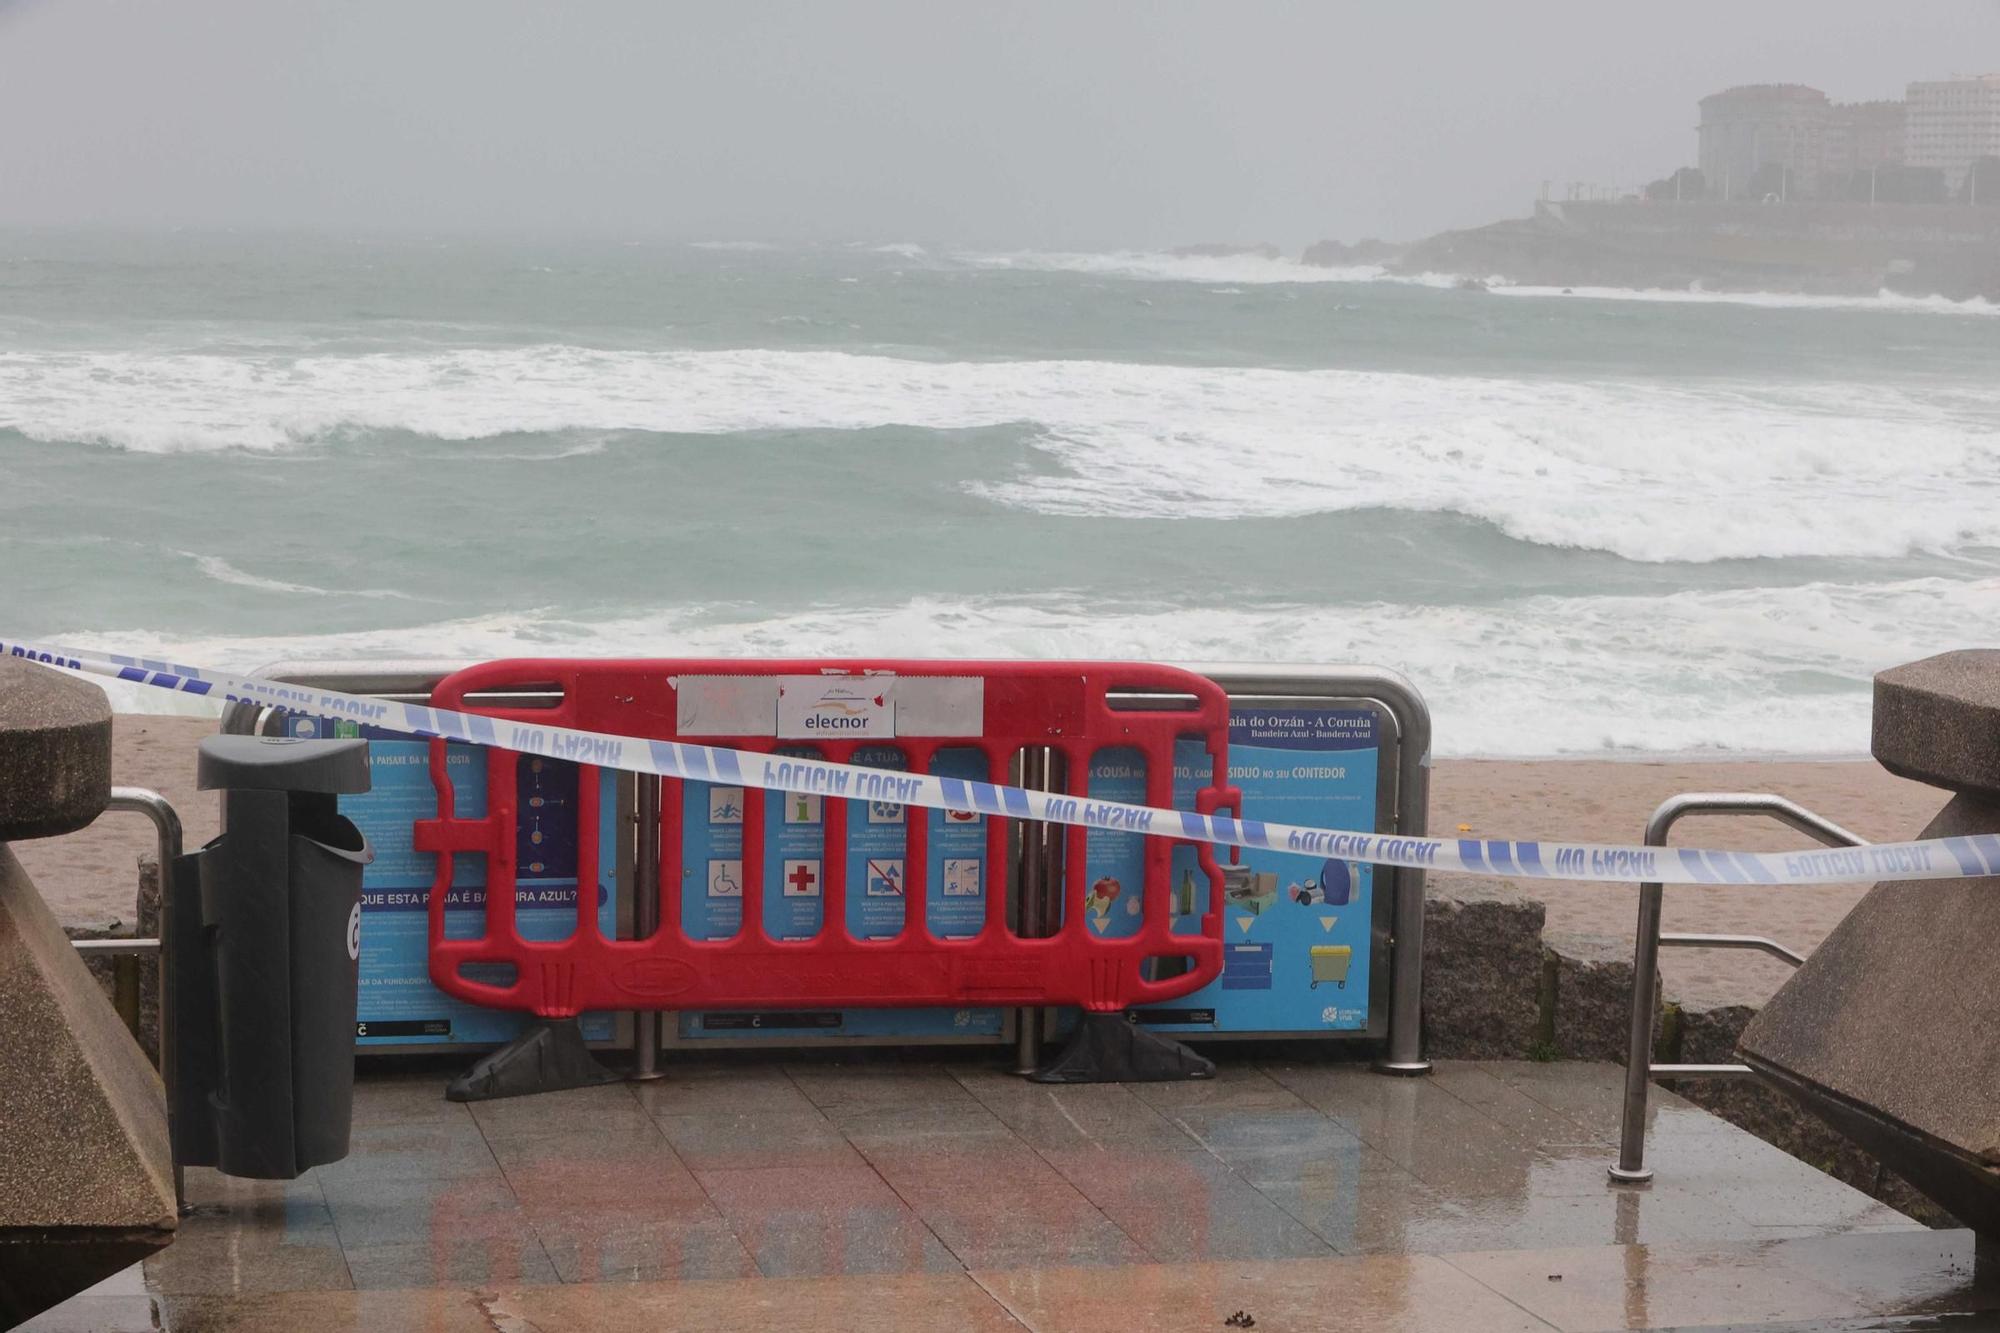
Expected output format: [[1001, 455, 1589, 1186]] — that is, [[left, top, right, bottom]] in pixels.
[[4, 636, 1988, 888]]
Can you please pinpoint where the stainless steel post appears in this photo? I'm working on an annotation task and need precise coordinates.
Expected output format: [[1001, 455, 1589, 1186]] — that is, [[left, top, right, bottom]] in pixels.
[[630, 774, 665, 1082], [1013, 748, 1051, 1075], [1375, 699, 1432, 1076], [1609, 876, 1666, 1183], [1609, 793, 1865, 1184], [105, 787, 187, 1212]]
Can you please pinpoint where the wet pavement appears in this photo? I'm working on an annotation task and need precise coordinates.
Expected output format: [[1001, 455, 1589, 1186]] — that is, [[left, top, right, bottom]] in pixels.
[[20, 1057, 1999, 1331]]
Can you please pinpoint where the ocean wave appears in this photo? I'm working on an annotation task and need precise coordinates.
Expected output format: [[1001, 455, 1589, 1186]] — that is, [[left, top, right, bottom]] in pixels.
[[954, 249, 1395, 285], [57, 575, 1991, 756], [182, 552, 418, 600], [8, 346, 1995, 563], [951, 249, 2000, 313], [1488, 283, 2000, 316]]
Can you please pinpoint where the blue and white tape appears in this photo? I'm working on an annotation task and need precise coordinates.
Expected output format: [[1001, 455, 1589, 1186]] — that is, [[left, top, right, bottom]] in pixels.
[[5, 637, 1988, 888]]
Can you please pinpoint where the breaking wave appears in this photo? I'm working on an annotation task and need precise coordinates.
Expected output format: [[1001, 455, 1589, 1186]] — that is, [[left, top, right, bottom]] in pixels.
[[7, 347, 1998, 563]]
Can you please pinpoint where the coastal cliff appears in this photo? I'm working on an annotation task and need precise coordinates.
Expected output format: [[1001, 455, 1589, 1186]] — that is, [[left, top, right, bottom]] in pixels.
[[1307, 200, 2000, 300]]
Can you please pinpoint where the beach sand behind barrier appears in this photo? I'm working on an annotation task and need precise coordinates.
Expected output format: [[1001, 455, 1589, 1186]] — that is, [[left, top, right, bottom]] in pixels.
[[7, 715, 1947, 1008]]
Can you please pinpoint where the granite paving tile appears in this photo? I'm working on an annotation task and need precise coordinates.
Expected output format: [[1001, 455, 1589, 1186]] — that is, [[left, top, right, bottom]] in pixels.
[[1037, 1146, 1335, 1262], [693, 1164, 959, 1278], [973, 1252, 1555, 1332], [652, 1110, 864, 1172]]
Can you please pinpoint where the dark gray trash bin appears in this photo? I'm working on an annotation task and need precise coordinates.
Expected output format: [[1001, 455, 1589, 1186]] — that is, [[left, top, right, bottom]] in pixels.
[[170, 735, 372, 1179]]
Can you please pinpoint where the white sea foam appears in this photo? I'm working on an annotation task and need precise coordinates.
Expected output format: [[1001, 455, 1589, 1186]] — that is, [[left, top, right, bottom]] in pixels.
[[183, 553, 416, 600], [8, 347, 1997, 563], [955, 249, 1394, 285], [953, 249, 2000, 313], [58, 575, 1994, 755], [1489, 283, 2000, 316]]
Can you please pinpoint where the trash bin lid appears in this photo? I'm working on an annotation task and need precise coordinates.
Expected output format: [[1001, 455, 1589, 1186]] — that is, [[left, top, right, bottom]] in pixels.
[[197, 735, 372, 794]]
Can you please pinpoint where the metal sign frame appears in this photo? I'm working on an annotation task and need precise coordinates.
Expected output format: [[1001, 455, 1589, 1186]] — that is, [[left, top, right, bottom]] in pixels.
[[221, 659, 1430, 1073]]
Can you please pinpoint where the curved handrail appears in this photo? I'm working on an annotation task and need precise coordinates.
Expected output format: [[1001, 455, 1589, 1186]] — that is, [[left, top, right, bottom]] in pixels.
[[1609, 792, 1868, 1184]]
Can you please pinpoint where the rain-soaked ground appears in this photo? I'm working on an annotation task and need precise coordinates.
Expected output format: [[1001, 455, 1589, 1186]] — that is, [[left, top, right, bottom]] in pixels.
[[26, 1057, 2000, 1332]]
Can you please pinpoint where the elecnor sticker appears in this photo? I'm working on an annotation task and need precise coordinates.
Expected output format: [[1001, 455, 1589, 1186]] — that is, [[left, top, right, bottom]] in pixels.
[[1144, 705, 1382, 1035], [775, 675, 894, 740], [286, 718, 618, 1048]]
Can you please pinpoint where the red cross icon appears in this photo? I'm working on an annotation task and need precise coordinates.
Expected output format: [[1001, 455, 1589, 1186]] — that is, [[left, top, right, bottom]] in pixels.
[[788, 862, 818, 894]]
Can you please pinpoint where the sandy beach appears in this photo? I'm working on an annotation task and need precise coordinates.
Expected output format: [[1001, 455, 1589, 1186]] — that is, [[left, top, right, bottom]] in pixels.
[[11, 714, 1946, 1009]]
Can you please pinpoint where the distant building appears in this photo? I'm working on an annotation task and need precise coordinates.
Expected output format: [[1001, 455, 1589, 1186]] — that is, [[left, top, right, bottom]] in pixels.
[[1698, 84, 1829, 201], [1906, 74, 2000, 192], [1823, 100, 1906, 179]]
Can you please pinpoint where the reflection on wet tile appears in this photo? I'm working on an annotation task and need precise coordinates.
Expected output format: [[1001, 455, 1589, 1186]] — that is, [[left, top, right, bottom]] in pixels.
[[782, 1060, 982, 1116], [1469, 1059, 1636, 1143], [831, 1100, 1018, 1147], [954, 1074, 1205, 1151], [864, 1142, 1148, 1269], [1127, 1065, 1306, 1112], [1780, 1229, 2000, 1315], [695, 1164, 957, 1278], [633, 1062, 820, 1117], [465, 1082, 654, 1140], [1254, 1169, 1459, 1257], [148, 1173, 352, 1295], [311, 1121, 501, 1183], [342, 1233, 558, 1290], [1440, 1232, 1993, 1332], [1426, 1062, 1610, 1147], [1039, 1147, 1334, 1262], [319, 1174, 532, 1251], [1168, 1106, 1370, 1164], [1264, 1064, 1549, 1197], [531, 1214, 759, 1283], [494, 1271, 1024, 1331], [653, 1110, 863, 1171], [345, 1071, 470, 1128], [486, 1126, 708, 1213], [973, 1252, 1556, 1332], [1397, 1184, 1719, 1255], [137, 1057, 1972, 1321], [159, 1288, 496, 1332]]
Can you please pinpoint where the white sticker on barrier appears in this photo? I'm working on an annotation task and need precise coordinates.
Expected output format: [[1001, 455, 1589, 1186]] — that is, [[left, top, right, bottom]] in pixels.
[[6, 636, 1995, 889]]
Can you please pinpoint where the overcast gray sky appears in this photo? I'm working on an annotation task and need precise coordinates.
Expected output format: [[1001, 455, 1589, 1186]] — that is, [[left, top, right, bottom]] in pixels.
[[2, 0, 1994, 248]]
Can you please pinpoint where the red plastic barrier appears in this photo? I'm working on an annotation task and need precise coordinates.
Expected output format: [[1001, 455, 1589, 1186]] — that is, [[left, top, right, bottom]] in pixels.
[[411, 659, 1234, 1018]]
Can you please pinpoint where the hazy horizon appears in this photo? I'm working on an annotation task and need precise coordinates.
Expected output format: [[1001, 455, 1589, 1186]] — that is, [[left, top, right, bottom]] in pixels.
[[2, 0, 1995, 250]]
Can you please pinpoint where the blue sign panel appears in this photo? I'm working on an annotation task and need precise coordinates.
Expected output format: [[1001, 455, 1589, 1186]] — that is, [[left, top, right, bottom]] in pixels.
[[1140, 705, 1383, 1035], [285, 717, 619, 1048], [672, 744, 1006, 1043]]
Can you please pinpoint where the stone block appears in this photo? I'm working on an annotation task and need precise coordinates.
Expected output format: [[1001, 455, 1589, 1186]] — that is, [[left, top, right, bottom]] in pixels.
[[66, 859, 164, 1067], [0, 843, 176, 1325], [1420, 872, 1546, 1058], [1545, 930, 1657, 1063], [1668, 999, 1947, 1227], [1740, 789, 2000, 1238], [0, 660, 112, 841], [1872, 649, 2000, 795]]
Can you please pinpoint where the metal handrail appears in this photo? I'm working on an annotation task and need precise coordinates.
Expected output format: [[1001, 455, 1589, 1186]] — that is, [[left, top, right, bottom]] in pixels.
[[65, 787, 186, 1212], [1608, 793, 1865, 1184]]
